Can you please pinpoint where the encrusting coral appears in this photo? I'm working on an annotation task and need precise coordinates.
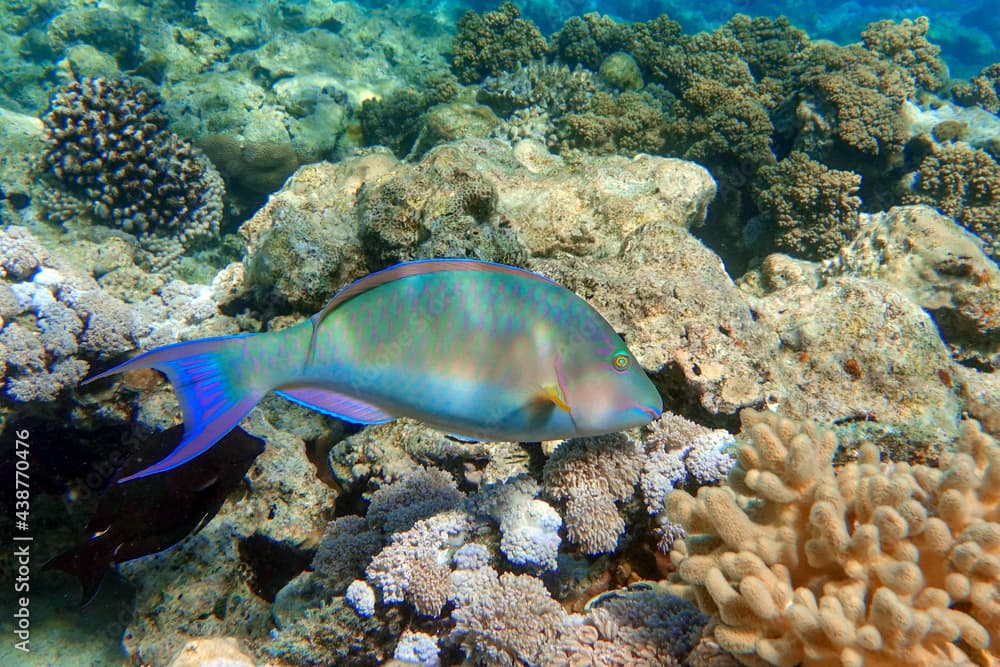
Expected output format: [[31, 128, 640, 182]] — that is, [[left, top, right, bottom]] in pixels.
[[666, 409, 999, 667]]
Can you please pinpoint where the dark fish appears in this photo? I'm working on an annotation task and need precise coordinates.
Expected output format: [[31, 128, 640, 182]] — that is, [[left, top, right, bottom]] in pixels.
[[44, 424, 264, 605]]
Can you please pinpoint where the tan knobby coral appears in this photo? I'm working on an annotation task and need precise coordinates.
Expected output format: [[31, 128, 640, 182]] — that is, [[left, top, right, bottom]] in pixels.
[[666, 409, 999, 667]]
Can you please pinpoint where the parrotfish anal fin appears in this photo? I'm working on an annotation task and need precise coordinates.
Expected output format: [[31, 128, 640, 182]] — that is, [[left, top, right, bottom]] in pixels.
[[276, 387, 395, 424], [82, 335, 265, 484]]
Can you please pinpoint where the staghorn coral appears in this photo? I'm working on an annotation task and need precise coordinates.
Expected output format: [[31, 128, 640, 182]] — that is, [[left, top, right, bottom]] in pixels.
[[543, 433, 644, 555], [450, 2, 548, 85], [40, 77, 224, 270], [666, 409, 1000, 667], [902, 142, 1000, 260], [860, 17, 947, 92], [753, 151, 863, 260]]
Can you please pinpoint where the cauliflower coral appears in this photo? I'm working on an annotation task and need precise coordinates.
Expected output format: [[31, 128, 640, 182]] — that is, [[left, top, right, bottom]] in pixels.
[[666, 409, 999, 667]]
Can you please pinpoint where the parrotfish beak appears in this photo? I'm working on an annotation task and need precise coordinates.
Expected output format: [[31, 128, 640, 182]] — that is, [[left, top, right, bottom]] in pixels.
[[638, 403, 662, 421]]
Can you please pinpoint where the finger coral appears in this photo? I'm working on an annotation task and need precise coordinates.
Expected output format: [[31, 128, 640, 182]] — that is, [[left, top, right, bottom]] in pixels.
[[40, 77, 224, 270], [667, 409, 1000, 667]]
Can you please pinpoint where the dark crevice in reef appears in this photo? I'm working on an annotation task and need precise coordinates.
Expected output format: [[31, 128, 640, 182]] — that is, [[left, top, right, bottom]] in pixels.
[[237, 534, 314, 603]]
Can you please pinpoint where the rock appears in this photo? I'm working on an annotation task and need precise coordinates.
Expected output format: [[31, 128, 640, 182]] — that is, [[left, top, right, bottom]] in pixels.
[[821, 205, 999, 368]]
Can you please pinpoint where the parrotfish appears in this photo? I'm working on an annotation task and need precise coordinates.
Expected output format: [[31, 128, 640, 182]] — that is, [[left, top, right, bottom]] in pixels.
[[85, 259, 663, 483]]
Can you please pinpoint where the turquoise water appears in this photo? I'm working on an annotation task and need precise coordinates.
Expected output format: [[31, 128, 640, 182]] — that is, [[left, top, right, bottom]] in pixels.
[[0, 1, 997, 666]]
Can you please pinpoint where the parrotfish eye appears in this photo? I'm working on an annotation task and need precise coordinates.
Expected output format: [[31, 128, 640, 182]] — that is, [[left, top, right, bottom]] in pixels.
[[612, 352, 631, 372]]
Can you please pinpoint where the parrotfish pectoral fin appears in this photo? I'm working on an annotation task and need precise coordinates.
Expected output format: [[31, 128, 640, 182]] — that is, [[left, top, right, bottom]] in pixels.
[[539, 384, 571, 412], [82, 335, 265, 484], [275, 387, 395, 424]]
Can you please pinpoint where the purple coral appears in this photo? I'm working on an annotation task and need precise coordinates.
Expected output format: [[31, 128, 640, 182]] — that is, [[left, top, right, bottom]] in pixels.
[[542, 433, 644, 555], [449, 568, 568, 666], [365, 511, 472, 617]]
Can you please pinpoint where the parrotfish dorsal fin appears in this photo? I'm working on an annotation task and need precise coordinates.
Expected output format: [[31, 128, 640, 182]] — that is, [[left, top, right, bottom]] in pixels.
[[305, 259, 556, 364]]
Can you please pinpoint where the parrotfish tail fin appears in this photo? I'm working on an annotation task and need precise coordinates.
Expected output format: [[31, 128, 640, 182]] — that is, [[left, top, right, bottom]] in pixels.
[[83, 335, 265, 483]]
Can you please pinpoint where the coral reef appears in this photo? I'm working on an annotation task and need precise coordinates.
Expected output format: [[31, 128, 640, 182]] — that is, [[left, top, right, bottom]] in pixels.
[[450, 568, 568, 665], [550, 13, 636, 71], [551, 587, 708, 666], [543, 434, 644, 555], [667, 410, 1000, 667], [752, 151, 863, 260], [953, 63, 1000, 114], [901, 141, 1000, 260], [451, 2, 548, 85], [821, 206, 1000, 369], [0, 226, 237, 402], [360, 72, 460, 157], [860, 17, 947, 92], [40, 77, 224, 270]]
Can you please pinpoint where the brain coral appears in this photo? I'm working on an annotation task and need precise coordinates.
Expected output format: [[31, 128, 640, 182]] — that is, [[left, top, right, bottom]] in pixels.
[[40, 77, 223, 270], [666, 409, 999, 667]]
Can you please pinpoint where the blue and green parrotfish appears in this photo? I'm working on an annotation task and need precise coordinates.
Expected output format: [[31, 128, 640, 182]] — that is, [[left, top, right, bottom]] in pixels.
[[86, 259, 663, 483]]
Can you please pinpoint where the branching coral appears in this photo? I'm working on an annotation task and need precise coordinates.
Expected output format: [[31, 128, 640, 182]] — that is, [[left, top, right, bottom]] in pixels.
[[40, 77, 223, 270], [753, 151, 863, 260], [550, 13, 635, 71], [953, 63, 1000, 114], [795, 42, 913, 160], [667, 409, 1000, 667], [359, 72, 459, 157], [450, 2, 548, 85], [860, 17, 947, 92], [556, 90, 666, 155], [902, 142, 1000, 260]]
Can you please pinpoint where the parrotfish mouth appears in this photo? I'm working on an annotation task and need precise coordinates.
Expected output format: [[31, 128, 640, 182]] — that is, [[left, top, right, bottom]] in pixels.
[[638, 403, 662, 420]]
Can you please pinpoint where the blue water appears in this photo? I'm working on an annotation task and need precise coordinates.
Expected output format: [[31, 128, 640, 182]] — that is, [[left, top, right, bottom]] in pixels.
[[487, 0, 997, 77]]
